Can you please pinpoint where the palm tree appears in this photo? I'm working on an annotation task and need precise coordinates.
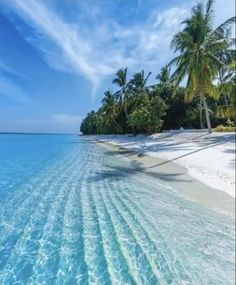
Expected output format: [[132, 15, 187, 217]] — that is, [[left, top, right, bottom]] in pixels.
[[155, 66, 173, 99], [129, 70, 152, 107], [169, 0, 235, 133], [102, 90, 121, 133], [215, 60, 236, 118], [214, 19, 235, 115], [112, 68, 130, 121], [156, 66, 170, 86], [130, 70, 152, 92]]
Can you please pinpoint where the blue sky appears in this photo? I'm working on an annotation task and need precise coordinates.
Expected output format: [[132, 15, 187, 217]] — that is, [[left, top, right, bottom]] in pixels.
[[0, 0, 234, 133]]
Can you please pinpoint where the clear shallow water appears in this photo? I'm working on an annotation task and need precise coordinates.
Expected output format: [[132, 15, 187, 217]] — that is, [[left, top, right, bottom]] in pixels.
[[0, 134, 235, 285]]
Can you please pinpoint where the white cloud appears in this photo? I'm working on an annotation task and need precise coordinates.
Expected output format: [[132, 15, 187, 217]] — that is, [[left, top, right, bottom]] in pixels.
[[5, 0, 103, 85], [2, 0, 234, 93], [153, 7, 188, 29], [1, 0, 190, 88], [112, 6, 190, 78]]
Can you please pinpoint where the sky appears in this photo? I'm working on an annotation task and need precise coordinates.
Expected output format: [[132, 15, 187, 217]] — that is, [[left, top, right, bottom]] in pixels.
[[0, 0, 234, 133]]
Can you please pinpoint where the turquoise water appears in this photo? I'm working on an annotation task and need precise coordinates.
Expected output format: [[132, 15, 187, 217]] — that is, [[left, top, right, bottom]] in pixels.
[[0, 134, 235, 285]]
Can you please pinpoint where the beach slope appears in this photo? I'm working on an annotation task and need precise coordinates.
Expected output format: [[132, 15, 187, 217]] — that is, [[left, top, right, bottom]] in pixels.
[[96, 130, 235, 198]]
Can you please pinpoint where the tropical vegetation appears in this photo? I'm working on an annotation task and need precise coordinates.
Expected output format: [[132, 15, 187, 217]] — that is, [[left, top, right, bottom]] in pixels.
[[80, 0, 235, 135]]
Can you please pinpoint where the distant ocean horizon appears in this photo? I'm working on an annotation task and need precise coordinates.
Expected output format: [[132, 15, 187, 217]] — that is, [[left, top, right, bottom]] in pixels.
[[0, 131, 79, 135]]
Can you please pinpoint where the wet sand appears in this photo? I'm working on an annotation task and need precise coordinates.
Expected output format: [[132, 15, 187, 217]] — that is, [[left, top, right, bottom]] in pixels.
[[99, 141, 235, 219]]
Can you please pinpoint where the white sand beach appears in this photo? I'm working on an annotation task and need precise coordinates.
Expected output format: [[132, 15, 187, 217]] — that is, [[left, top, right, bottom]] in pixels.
[[96, 130, 235, 198]]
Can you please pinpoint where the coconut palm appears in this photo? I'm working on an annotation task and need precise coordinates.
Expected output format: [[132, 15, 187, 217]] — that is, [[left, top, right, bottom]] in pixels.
[[130, 70, 152, 92], [102, 90, 121, 133], [129, 70, 152, 108], [215, 60, 236, 118], [215, 17, 235, 106], [154, 66, 173, 99], [169, 0, 235, 133], [156, 66, 170, 86], [112, 68, 130, 121]]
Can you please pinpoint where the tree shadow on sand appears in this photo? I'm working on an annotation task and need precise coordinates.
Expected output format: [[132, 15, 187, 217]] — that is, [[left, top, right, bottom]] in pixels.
[[87, 159, 192, 184]]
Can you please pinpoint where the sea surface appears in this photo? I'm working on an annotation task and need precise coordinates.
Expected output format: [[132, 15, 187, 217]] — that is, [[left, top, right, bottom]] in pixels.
[[0, 134, 235, 285]]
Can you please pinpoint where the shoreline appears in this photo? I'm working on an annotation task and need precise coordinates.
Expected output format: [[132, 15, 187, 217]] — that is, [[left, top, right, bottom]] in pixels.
[[93, 131, 235, 197], [89, 132, 235, 218]]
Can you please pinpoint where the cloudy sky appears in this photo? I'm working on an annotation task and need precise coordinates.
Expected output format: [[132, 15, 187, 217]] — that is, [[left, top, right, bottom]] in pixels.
[[0, 0, 234, 133]]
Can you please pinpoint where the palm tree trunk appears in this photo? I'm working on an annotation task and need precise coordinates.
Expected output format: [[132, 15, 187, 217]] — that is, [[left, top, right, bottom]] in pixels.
[[113, 119, 121, 134], [199, 97, 204, 129], [121, 89, 129, 123], [124, 100, 129, 121], [202, 96, 212, 133]]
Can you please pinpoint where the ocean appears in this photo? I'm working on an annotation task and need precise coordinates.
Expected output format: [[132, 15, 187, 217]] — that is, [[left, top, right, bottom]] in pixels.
[[0, 134, 234, 284]]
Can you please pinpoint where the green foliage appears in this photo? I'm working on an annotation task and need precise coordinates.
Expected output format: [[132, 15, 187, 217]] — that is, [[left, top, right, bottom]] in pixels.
[[214, 125, 236, 132], [215, 60, 236, 119], [170, 0, 230, 101], [149, 95, 168, 132], [128, 91, 167, 134], [226, 119, 235, 127], [129, 106, 149, 133], [80, 0, 235, 135], [169, 0, 235, 132], [80, 111, 97, 135]]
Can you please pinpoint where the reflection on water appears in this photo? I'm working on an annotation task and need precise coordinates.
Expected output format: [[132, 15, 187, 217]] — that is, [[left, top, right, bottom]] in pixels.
[[0, 134, 235, 284]]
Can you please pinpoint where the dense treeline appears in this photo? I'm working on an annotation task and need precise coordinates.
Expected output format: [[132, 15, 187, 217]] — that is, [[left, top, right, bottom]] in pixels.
[[80, 0, 235, 135]]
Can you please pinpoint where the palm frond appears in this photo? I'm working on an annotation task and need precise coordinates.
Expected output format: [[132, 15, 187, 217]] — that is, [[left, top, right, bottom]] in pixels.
[[213, 16, 236, 38]]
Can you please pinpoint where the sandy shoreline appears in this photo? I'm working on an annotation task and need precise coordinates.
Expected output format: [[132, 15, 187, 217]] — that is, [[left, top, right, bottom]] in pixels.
[[86, 130, 235, 218], [94, 131, 235, 197]]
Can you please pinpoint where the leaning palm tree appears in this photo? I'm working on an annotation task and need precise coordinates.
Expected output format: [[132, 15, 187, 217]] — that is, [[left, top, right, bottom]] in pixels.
[[112, 68, 130, 121], [169, 0, 235, 133]]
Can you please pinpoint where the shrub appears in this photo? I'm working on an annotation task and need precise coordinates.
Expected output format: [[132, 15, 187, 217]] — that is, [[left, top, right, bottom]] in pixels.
[[214, 125, 236, 132]]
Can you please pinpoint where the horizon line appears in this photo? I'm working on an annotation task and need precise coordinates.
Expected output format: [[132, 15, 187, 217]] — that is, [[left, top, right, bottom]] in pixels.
[[0, 131, 80, 135]]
